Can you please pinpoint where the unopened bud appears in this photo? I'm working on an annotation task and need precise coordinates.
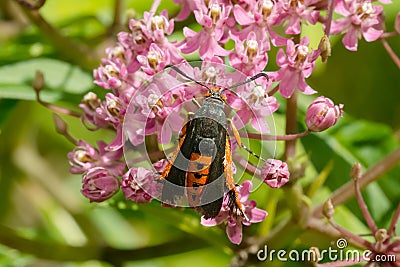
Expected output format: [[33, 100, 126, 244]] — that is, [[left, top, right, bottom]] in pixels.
[[318, 35, 331, 62], [350, 162, 362, 180], [323, 199, 335, 219], [32, 70, 44, 92], [375, 229, 388, 243], [53, 113, 68, 135], [305, 96, 343, 132]]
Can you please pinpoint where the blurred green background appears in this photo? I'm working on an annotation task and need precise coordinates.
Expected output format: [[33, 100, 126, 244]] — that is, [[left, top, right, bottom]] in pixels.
[[0, 0, 399, 266]]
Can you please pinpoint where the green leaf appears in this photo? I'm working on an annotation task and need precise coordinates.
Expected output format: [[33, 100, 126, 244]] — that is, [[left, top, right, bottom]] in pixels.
[[0, 58, 93, 101]]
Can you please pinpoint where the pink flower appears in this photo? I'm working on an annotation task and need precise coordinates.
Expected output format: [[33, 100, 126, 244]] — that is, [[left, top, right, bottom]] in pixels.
[[272, 36, 319, 98], [201, 180, 268, 244], [68, 140, 125, 176], [137, 43, 170, 76], [141, 11, 184, 65], [181, 3, 231, 59], [121, 166, 162, 203], [81, 167, 120, 202], [261, 159, 290, 188], [330, 0, 384, 51], [125, 82, 184, 145], [232, 1, 287, 51], [68, 140, 99, 174], [229, 76, 279, 133], [229, 31, 269, 76], [79, 92, 109, 128], [305, 96, 344, 132], [172, 0, 204, 21], [272, 0, 320, 35]]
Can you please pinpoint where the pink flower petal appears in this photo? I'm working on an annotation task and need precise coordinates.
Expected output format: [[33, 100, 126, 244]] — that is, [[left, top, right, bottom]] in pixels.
[[297, 76, 316, 95], [330, 18, 351, 35], [232, 109, 251, 130], [342, 27, 359, 51], [362, 27, 383, 42], [278, 69, 297, 98], [233, 5, 254, 25], [248, 207, 268, 223], [251, 115, 270, 133], [227, 222, 243, 245]]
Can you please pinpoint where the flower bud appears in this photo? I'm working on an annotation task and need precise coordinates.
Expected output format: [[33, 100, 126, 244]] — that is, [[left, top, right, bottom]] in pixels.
[[323, 199, 335, 219], [318, 35, 331, 63], [261, 159, 290, 188], [305, 96, 343, 132], [32, 70, 44, 93], [81, 167, 120, 202], [121, 167, 161, 203]]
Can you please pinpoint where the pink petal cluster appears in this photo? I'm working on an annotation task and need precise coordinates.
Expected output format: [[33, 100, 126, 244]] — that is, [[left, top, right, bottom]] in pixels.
[[229, 76, 279, 133], [305, 96, 344, 132], [261, 159, 290, 188], [121, 167, 162, 203], [68, 140, 125, 176], [181, 3, 231, 59], [81, 167, 120, 202], [201, 180, 268, 244], [273, 0, 320, 35], [272, 36, 319, 98], [330, 0, 384, 51]]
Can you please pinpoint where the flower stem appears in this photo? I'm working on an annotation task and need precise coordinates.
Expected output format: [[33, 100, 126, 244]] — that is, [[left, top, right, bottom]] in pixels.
[[354, 178, 377, 234], [324, 0, 335, 37], [285, 90, 298, 160], [380, 38, 400, 69], [327, 218, 374, 250], [244, 130, 309, 141], [150, 0, 161, 14], [388, 203, 400, 237]]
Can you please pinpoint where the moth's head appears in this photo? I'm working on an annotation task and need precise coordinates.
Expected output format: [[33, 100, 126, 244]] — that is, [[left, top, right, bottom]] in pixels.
[[205, 86, 226, 102]]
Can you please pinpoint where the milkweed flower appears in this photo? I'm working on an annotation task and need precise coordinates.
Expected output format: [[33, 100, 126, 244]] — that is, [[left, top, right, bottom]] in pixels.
[[272, 36, 319, 98], [121, 167, 162, 203], [232, 0, 288, 51], [261, 159, 290, 188], [229, 76, 278, 133], [181, 3, 232, 59], [68, 140, 125, 176], [272, 0, 320, 35], [229, 31, 269, 76], [201, 180, 268, 244], [330, 0, 384, 51]]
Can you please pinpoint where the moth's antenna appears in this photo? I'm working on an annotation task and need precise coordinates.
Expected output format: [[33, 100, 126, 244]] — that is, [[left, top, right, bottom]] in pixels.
[[223, 72, 269, 92], [165, 65, 210, 91]]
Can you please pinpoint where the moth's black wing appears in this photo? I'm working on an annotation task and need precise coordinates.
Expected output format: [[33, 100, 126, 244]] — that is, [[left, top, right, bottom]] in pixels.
[[162, 119, 195, 204], [196, 124, 226, 219]]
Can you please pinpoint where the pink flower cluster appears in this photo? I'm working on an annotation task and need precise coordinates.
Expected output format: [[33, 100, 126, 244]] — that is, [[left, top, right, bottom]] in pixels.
[[65, 0, 395, 244]]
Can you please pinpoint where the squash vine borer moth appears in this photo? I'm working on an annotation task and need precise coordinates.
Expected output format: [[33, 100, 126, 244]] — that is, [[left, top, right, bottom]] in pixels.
[[159, 65, 269, 219]]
